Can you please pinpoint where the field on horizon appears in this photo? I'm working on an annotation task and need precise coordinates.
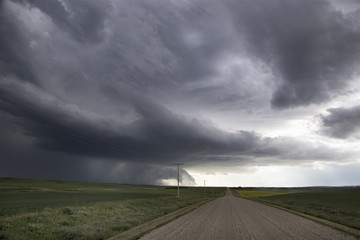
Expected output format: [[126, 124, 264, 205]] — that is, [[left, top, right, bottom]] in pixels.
[[235, 187, 360, 231], [0, 177, 225, 240]]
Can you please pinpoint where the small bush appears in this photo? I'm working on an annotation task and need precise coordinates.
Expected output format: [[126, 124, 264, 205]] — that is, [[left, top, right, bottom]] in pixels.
[[62, 207, 74, 215]]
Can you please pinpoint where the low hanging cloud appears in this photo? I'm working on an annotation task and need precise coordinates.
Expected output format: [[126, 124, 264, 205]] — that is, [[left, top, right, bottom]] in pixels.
[[319, 106, 360, 139], [0, 77, 261, 163], [0, 112, 195, 185], [103, 163, 196, 186], [1, 77, 354, 168]]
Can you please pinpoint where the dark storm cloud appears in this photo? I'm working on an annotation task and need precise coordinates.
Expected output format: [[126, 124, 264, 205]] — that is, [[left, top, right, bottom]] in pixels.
[[319, 106, 360, 139], [11, 0, 109, 43], [142, 0, 234, 83], [100, 163, 195, 185], [1, 0, 360, 184], [1, 78, 349, 169], [0, 2, 38, 83], [0, 78, 264, 162], [0, 113, 195, 185], [0, 114, 90, 181], [192, 135, 351, 168], [227, 0, 360, 108], [5, 0, 359, 109]]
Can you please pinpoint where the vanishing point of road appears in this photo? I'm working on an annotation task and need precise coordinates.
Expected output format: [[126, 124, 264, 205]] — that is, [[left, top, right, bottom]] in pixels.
[[140, 189, 356, 240]]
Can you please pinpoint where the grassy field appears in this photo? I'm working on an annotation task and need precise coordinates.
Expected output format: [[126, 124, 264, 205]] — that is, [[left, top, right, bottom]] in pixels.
[[234, 187, 360, 231], [0, 178, 225, 240], [235, 190, 285, 198], [0, 178, 172, 217]]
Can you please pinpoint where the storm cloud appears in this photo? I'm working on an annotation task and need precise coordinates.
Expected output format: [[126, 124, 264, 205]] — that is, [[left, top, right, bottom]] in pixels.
[[228, 0, 360, 108], [320, 106, 360, 139], [1, 0, 360, 185], [2, 75, 349, 168]]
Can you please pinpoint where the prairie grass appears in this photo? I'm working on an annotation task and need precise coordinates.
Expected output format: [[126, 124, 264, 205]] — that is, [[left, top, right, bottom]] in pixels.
[[0, 178, 171, 216], [236, 190, 285, 198], [234, 187, 360, 231], [0, 178, 225, 240], [258, 190, 360, 230]]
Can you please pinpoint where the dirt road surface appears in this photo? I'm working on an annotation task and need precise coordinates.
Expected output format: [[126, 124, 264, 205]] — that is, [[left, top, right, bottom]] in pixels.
[[140, 189, 356, 240]]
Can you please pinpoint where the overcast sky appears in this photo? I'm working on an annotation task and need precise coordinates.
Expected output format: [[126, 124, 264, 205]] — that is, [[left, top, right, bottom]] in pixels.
[[1, 0, 360, 187]]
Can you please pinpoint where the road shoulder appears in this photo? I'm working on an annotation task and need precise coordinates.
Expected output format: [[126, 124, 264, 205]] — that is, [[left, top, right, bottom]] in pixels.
[[107, 198, 215, 240], [232, 190, 360, 239]]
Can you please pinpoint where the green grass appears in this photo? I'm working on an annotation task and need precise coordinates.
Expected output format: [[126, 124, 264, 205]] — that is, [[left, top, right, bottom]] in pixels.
[[236, 190, 285, 198], [259, 190, 360, 230], [234, 187, 360, 231], [0, 178, 225, 240], [0, 178, 171, 217]]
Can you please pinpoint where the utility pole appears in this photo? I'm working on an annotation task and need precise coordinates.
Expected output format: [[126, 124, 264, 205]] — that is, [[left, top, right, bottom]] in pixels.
[[173, 163, 184, 198], [203, 180, 207, 197]]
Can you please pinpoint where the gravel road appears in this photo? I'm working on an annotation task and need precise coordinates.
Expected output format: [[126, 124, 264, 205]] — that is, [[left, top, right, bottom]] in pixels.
[[140, 189, 356, 240]]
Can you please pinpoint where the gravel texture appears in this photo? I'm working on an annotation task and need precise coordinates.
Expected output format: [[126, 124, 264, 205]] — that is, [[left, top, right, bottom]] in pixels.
[[140, 189, 356, 240]]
